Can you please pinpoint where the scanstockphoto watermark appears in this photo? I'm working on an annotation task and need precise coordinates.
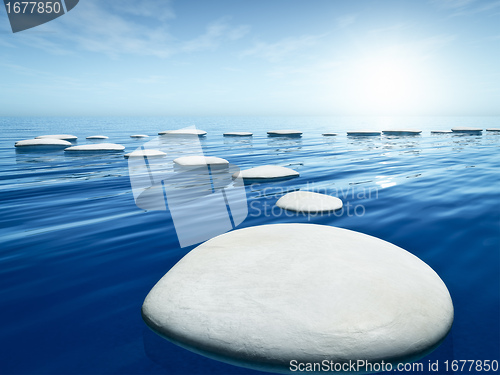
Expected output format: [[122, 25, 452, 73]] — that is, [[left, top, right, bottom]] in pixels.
[[289, 359, 423, 373], [249, 183, 379, 218]]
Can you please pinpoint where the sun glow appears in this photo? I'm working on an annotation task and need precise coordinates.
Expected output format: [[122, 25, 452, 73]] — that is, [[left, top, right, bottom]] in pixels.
[[349, 54, 428, 114]]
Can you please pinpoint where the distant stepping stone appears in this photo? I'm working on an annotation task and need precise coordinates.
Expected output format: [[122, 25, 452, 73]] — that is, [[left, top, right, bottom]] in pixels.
[[142, 224, 454, 374], [267, 130, 302, 137], [233, 165, 299, 181], [35, 134, 77, 141], [130, 134, 149, 138], [347, 130, 381, 136], [124, 149, 166, 159], [64, 143, 125, 152], [158, 129, 207, 136], [431, 130, 453, 134], [15, 138, 71, 148], [173, 155, 228, 166], [276, 191, 342, 213], [382, 129, 421, 135], [86, 135, 109, 139], [223, 132, 253, 137], [322, 133, 337, 136], [451, 127, 482, 133], [486, 128, 500, 132]]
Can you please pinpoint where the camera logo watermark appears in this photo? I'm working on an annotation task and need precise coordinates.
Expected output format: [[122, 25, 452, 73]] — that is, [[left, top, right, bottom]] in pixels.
[[3, 0, 79, 33], [127, 127, 248, 248]]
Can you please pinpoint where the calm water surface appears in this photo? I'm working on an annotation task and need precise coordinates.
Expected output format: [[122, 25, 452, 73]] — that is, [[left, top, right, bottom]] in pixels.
[[0, 116, 499, 374]]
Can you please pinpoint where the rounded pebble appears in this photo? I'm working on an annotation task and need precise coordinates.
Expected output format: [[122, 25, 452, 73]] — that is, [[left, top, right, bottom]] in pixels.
[[431, 130, 453, 134], [64, 143, 125, 152], [232, 165, 299, 180], [276, 191, 343, 213], [267, 130, 302, 137], [451, 127, 482, 133], [158, 129, 207, 136], [86, 135, 109, 139], [15, 138, 72, 148], [130, 134, 149, 138], [142, 224, 454, 374], [124, 149, 166, 159], [173, 155, 229, 166], [35, 134, 77, 140], [486, 128, 500, 132], [322, 133, 337, 136], [223, 132, 253, 137]]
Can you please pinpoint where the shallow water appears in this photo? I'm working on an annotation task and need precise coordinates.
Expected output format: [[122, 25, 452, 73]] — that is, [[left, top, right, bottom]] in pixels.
[[1, 116, 499, 374]]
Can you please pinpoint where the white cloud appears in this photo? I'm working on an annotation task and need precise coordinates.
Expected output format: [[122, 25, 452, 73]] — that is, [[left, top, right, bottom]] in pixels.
[[241, 34, 327, 62]]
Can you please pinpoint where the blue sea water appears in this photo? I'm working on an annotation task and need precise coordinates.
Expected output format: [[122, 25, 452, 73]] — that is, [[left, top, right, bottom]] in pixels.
[[0, 116, 499, 375]]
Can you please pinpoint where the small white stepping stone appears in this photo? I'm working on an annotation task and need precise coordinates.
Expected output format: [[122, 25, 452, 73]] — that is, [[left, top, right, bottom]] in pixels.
[[35, 134, 77, 141], [158, 129, 207, 136], [173, 155, 228, 166], [322, 133, 337, 136], [223, 132, 253, 136], [233, 165, 299, 180], [431, 130, 453, 134], [382, 129, 421, 135], [486, 128, 500, 132], [124, 149, 166, 159], [276, 191, 342, 213], [142, 224, 454, 373], [15, 138, 71, 148], [451, 127, 482, 133], [86, 135, 109, 139], [347, 130, 381, 136], [64, 143, 125, 152], [267, 130, 302, 136], [130, 134, 149, 138]]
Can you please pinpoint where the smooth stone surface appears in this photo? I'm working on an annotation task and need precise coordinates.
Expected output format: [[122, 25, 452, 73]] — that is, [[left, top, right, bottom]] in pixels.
[[86, 135, 109, 139], [130, 134, 149, 138], [322, 132, 337, 136], [486, 128, 500, 132], [451, 127, 482, 133], [267, 130, 302, 136], [142, 224, 454, 374], [64, 143, 125, 152], [158, 129, 207, 136], [347, 130, 381, 136], [431, 130, 453, 134], [276, 191, 343, 213], [15, 138, 72, 148], [382, 129, 422, 135], [124, 149, 166, 159], [232, 165, 299, 180], [173, 155, 229, 166], [223, 132, 253, 137], [35, 134, 77, 140]]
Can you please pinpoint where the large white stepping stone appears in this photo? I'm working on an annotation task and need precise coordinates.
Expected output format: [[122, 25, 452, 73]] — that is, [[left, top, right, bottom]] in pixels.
[[15, 138, 72, 148], [347, 130, 381, 136], [486, 128, 500, 132], [267, 130, 302, 136], [232, 165, 299, 180], [382, 129, 421, 135], [158, 129, 207, 136], [451, 127, 482, 133], [86, 135, 109, 139], [64, 143, 125, 152], [142, 224, 454, 374], [173, 155, 229, 166], [130, 134, 149, 138], [276, 191, 342, 213], [35, 134, 77, 141], [322, 132, 337, 136], [223, 132, 253, 137], [124, 149, 166, 159], [431, 130, 453, 134]]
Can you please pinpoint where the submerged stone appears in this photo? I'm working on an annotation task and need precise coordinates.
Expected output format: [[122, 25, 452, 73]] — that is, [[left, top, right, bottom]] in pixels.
[[64, 143, 125, 152], [276, 191, 342, 213], [35, 134, 77, 140], [232, 165, 299, 180], [173, 155, 229, 166], [15, 138, 72, 148]]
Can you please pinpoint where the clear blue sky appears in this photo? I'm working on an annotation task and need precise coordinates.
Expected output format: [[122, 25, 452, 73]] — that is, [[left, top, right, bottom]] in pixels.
[[0, 0, 499, 116]]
